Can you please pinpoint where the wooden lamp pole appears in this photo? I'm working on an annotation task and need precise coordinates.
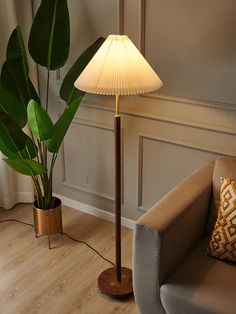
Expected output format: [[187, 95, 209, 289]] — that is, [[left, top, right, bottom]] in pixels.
[[98, 95, 133, 296], [115, 95, 122, 283]]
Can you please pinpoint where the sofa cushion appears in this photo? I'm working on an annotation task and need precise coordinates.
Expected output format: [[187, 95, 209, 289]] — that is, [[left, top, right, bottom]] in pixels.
[[160, 238, 236, 314], [207, 156, 236, 234], [207, 177, 236, 262]]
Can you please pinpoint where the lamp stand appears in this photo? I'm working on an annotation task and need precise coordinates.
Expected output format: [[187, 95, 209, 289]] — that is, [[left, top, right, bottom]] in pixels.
[[98, 95, 133, 297]]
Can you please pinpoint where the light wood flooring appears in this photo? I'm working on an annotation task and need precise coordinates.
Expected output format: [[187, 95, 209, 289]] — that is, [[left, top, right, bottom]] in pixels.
[[0, 204, 138, 314]]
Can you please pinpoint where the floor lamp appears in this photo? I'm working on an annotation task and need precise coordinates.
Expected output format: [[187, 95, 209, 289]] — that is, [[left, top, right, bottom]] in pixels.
[[74, 35, 163, 296]]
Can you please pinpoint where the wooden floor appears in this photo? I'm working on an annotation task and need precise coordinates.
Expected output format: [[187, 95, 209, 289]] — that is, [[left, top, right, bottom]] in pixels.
[[0, 204, 138, 314]]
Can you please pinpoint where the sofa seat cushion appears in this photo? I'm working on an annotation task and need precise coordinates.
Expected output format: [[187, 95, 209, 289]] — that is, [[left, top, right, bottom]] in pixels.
[[160, 238, 236, 314]]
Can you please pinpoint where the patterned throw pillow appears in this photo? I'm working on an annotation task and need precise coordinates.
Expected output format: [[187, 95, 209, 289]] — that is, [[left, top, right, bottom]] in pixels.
[[207, 177, 236, 262]]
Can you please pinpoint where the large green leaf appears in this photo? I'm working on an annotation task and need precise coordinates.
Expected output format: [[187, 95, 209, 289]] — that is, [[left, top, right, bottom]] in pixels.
[[46, 97, 82, 153], [0, 86, 27, 128], [6, 27, 29, 106], [3, 28, 40, 107], [60, 37, 105, 104], [0, 61, 40, 106], [3, 159, 47, 176], [0, 62, 21, 103], [0, 135, 37, 159], [27, 100, 54, 140], [0, 112, 27, 152], [6, 27, 28, 80], [28, 0, 70, 70]]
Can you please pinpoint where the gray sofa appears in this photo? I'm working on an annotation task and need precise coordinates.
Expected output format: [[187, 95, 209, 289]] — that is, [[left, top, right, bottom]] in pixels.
[[133, 156, 236, 314]]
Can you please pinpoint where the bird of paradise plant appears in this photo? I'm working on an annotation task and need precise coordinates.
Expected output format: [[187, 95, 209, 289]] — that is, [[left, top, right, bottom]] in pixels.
[[0, 0, 104, 209]]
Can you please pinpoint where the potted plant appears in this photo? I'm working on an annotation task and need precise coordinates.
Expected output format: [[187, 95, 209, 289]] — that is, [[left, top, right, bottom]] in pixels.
[[0, 0, 104, 248]]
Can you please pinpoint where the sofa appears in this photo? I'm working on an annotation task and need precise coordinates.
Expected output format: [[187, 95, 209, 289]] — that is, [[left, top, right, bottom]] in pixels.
[[133, 156, 236, 314]]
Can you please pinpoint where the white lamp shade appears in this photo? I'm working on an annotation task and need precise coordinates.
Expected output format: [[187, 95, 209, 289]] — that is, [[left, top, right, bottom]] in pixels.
[[74, 35, 163, 96]]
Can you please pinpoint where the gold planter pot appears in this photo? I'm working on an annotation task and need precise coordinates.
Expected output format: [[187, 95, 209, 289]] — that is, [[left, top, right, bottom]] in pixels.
[[33, 198, 63, 249]]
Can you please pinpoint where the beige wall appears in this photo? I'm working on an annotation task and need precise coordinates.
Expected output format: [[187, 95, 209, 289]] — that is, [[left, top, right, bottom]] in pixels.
[[0, 0, 17, 67], [0, 0, 38, 87], [35, 0, 236, 221], [145, 0, 236, 104]]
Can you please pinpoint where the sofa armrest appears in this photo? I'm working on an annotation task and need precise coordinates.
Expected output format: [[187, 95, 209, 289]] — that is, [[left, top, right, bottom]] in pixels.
[[133, 162, 214, 314]]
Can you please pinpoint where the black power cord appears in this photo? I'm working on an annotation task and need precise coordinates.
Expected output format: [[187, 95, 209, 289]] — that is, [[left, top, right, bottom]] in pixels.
[[63, 232, 115, 266], [0, 218, 115, 267]]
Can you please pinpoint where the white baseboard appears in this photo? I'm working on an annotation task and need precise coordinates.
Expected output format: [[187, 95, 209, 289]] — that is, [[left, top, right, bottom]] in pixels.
[[53, 193, 135, 230]]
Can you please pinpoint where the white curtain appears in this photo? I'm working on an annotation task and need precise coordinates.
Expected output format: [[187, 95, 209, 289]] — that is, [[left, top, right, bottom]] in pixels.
[[0, 0, 38, 209]]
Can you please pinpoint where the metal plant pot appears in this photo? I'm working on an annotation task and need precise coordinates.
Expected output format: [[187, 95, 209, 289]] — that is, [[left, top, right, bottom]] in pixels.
[[33, 197, 63, 249]]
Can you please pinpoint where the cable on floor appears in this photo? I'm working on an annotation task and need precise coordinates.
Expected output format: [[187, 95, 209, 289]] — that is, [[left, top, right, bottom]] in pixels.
[[0, 218, 115, 267], [63, 232, 115, 266]]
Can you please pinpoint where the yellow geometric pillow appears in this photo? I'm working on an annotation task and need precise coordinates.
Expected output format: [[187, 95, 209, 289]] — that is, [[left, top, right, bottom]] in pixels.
[[207, 177, 236, 262]]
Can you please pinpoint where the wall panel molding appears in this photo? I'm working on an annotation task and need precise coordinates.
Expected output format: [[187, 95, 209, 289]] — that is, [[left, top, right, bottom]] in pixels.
[[57, 77, 236, 112], [61, 119, 114, 201], [137, 131, 235, 210], [141, 93, 236, 112], [79, 98, 236, 136], [61, 118, 124, 203], [73, 117, 114, 131]]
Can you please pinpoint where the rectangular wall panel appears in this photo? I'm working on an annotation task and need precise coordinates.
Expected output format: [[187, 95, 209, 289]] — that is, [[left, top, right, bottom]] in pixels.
[[139, 135, 219, 209], [62, 121, 115, 201], [145, 0, 236, 104]]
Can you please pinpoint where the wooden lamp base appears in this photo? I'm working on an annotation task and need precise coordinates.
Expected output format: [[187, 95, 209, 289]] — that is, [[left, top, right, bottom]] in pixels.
[[98, 267, 133, 297]]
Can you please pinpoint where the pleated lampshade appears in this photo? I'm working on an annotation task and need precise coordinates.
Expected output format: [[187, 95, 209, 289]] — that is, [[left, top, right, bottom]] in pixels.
[[74, 35, 163, 96]]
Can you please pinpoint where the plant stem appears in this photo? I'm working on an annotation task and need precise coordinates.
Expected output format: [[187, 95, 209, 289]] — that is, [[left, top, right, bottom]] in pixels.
[[46, 70, 50, 113], [29, 130, 38, 160], [43, 69, 50, 180], [37, 140, 44, 169], [32, 176, 44, 208], [25, 75, 43, 206], [44, 153, 58, 208], [49, 153, 57, 177]]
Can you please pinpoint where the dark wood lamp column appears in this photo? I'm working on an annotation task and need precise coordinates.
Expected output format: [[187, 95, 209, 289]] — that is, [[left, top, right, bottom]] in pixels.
[[97, 95, 133, 296]]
